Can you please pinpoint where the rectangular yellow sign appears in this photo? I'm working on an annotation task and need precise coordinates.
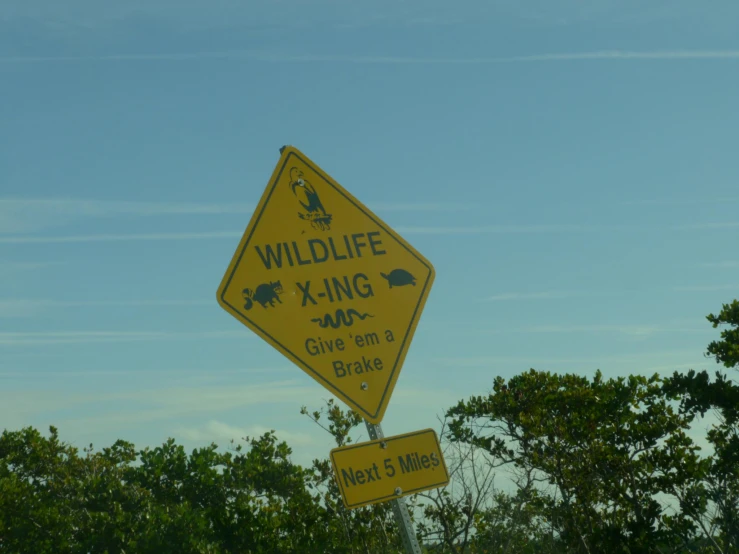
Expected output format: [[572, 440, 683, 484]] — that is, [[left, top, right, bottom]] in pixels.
[[330, 428, 449, 509]]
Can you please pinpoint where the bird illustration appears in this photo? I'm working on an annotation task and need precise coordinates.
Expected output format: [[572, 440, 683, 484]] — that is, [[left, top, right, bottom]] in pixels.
[[290, 168, 327, 217], [288, 167, 332, 230]]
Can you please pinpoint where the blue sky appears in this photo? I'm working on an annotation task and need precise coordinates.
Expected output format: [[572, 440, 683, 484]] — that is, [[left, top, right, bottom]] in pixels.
[[1, 0, 738, 468]]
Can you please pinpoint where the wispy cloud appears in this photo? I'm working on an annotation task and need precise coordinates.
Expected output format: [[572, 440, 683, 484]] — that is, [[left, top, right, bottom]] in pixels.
[[3, 49, 739, 65], [0, 380, 321, 426], [5, 381, 463, 453], [1, 197, 735, 243], [0, 223, 633, 243], [0, 52, 271, 65], [469, 324, 711, 337], [0, 198, 473, 235], [0, 199, 255, 234], [435, 349, 706, 368], [395, 225, 581, 234], [394, 224, 638, 234], [369, 202, 474, 212], [5, 199, 255, 216], [400, 221, 739, 234], [0, 330, 247, 346], [673, 284, 739, 292], [5, 221, 734, 243], [97, 381, 319, 418], [0, 231, 242, 244], [698, 261, 739, 268], [175, 420, 315, 446], [472, 324, 662, 337], [496, 50, 739, 62], [484, 290, 607, 301], [673, 222, 739, 230], [0, 261, 64, 274], [390, 387, 465, 409], [0, 366, 292, 379], [483, 284, 739, 303], [620, 197, 739, 206], [0, 299, 212, 318], [0, 380, 334, 462], [523, 325, 661, 337]]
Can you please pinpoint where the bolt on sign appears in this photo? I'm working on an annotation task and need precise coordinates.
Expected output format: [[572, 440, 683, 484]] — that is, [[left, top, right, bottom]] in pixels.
[[216, 146, 435, 424], [330, 428, 449, 509]]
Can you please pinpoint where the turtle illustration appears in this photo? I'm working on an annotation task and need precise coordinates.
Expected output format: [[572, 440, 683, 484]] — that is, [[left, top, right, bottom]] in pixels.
[[380, 269, 416, 288]]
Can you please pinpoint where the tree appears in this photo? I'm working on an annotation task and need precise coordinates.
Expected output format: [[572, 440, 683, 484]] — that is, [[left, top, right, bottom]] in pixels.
[[4, 299, 737, 553], [407, 416, 493, 553], [662, 298, 739, 553], [706, 299, 739, 370], [0, 425, 338, 553], [445, 369, 709, 553], [301, 399, 408, 554]]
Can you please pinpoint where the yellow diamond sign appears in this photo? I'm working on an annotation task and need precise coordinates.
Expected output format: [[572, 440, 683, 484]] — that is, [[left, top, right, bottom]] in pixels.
[[216, 146, 435, 423]]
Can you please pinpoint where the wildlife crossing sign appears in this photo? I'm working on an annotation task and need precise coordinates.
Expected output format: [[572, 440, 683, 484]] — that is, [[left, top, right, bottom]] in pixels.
[[216, 146, 435, 424]]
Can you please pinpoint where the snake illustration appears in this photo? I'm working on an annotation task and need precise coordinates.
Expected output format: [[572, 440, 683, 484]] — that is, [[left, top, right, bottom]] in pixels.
[[310, 309, 374, 329]]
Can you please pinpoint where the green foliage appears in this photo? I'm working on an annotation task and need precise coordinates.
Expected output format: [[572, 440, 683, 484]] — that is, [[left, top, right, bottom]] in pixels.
[[468, 487, 557, 554], [706, 299, 739, 369], [301, 399, 408, 553], [0, 426, 334, 553], [445, 369, 711, 553], [661, 298, 739, 553], [2, 299, 739, 553]]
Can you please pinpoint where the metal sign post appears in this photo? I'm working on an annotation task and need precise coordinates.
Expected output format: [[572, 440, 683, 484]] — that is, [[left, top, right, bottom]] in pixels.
[[215, 146, 443, 554], [364, 420, 423, 554]]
